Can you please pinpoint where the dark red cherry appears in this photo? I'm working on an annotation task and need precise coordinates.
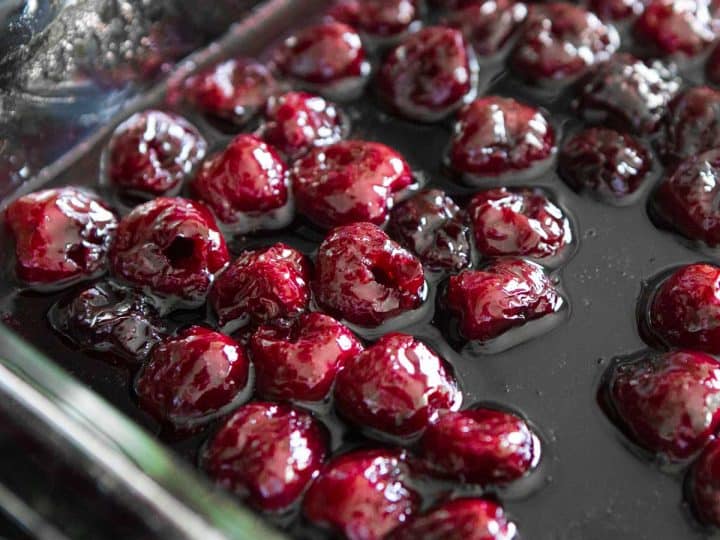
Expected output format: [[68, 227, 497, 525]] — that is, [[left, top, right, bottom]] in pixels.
[[313, 222, 426, 327], [634, 0, 716, 58], [292, 140, 413, 229], [449, 97, 555, 180], [602, 349, 720, 461], [190, 134, 290, 232], [510, 3, 620, 84], [444, 259, 563, 342], [184, 58, 278, 125], [468, 188, 572, 261], [328, 0, 421, 39], [334, 333, 461, 439], [387, 497, 519, 540], [558, 128, 651, 202], [259, 91, 346, 160], [250, 313, 363, 402], [202, 402, 327, 511], [303, 448, 420, 540], [586, 0, 647, 21], [387, 189, 472, 273], [5, 187, 118, 286], [48, 281, 165, 364], [109, 197, 229, 307], [689, 438, 720, 528], [209, 243, 311, 331], [135, 326, 251, 431], [376, 26, 476, 122], [107, 110, 206, 197]]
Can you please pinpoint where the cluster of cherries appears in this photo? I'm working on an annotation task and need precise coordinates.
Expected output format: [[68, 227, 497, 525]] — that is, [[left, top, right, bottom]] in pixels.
[[8, 0, 720, 537]]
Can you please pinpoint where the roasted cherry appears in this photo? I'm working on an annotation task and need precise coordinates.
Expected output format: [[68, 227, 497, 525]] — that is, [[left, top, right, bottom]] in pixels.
[[6, 187, 118, 287], [210, 243, 311, 331], [303, 448, 420, 540], [313, 222, 426, 327], [292, 140, 414, 229], [202, 402, 327, 511], [109, 197, 229, 307], [634, 0, 716, 58], [689, 438, 720, 528], [250, 313, 363, 402], [328, 0, 421, 41]]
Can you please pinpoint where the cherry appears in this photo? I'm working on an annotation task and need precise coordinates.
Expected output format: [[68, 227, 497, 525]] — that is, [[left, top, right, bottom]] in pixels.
[[689, 438, 720, 528], [387, 189, 472, 273], [109, 197, 229, 307], [468, 187, 572, 261], [292, 140, 414, 229], [334, 333, 461, 439], [184, 58, 278, 125], [449, 97, 555, 181], [510, 3, 620, 84], [586, 0, 647, 21], [601, 349, 720, 461], [443, 259, 563, 343], [313, 222, 426, 327], [249, 313, 363, 402], [376, 26, 477, 122], [386, 498, 519, 540], [107, 110, 206, 197], [328, 0, 421, 40], [209, 243, 311, 332], [6, 187, 118, 287], [202, 402, 327, 511], [135, 326, 251, 431], [634, 0, 716, 58], [302, 448, 420, 540]]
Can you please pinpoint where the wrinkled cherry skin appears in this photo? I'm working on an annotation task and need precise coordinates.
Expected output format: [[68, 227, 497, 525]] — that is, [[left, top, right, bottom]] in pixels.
[[658, 86, 720, 165], [653, 148, 720, 247], [449, 97, 555, 179], [468, 188, 571, 260], [442, 0, 528, 57], [387, 189, 472, 273], [419, 408, 538, 485], [184, 58, 278, 125], [250, 313, 363, 402], [377, 26, 476, 122], [202, 402, 327, 512], [292, 140, 413, 229], [210, 243, 311, 331], [387, 498, 519, 540], [48, 282, 165, 364], [107, 110, 207, 197], [634, 0, 716, 58], [444, 259, 563, 342], [689, 438, 720, 528], [302, 448, 420, 540], [313, 222, 426, 327], [558, 128, 651, 201], [647, 264, 720, 354], [190, 134, 288, 225], [602, 350, 720, 461], [586, 0, 646, 21], [328, 0, 420, 39], [135, 326, 250, 430], [576, 53, 681, 135], [334, 333, 461, 439], [109, 197, 229, 305], [6, 187, 118, 286], [510, 3, 620, 83], [260, 91, 346, 160]]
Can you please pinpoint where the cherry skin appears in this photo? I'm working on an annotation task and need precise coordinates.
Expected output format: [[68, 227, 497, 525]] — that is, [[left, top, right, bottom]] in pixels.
[[634, 0, 716, 58], [468, 188, 572, 261], [689, 438, 720, 528], [313, 222, 426, 327], [109, 197, 229, 307], [6, 187, 118, 287], [202, 402, 328, 512], [249, 313, 363, 402], [328, 0, 421, 40], [135, 326, 251, 431], [107, 110, 207, 197], [334, 333, 461, 439], [586, 0, 647, 21], [292, 140, 413, 229], [302, 448, 420, 540]]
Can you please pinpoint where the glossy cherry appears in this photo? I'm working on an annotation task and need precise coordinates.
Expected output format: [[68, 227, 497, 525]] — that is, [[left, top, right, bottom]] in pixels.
[[328, 0, 421, 40], [302, 448, 420, 540], [634, 0, 716, 58], [313, 222, 426, 326], [202, 402, 327, 511], [689, 438, 720, 528], [6, 187, 118, 286], [250, 313, 363, 402]]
